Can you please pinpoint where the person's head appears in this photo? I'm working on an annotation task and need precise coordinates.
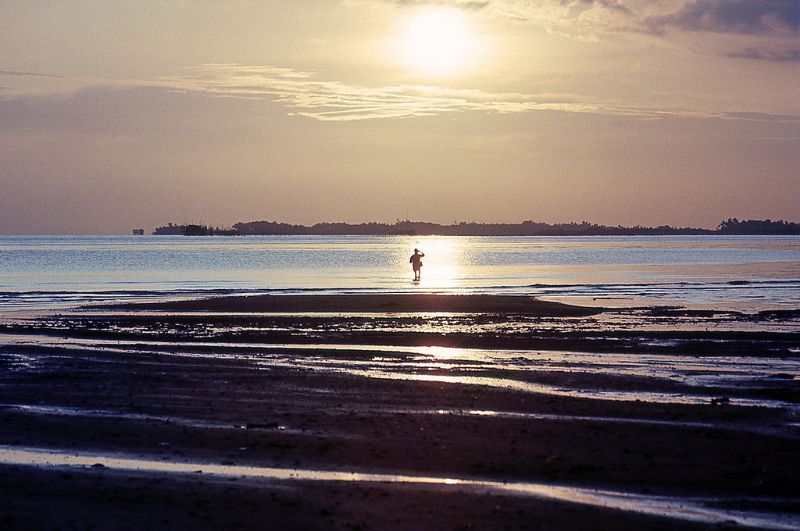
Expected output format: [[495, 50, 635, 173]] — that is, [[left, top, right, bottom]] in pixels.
[[414, 248, 419, 253]]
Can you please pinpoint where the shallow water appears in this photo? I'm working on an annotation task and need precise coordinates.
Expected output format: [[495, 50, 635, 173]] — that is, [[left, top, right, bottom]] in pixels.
[[1, 446, 797, 530], [2, 234, 799, 312]]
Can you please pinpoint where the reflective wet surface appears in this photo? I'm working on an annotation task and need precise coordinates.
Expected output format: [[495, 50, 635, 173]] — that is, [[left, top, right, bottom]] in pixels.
[[1, 297, 799, 529], [2, 332, 798, 411], [2, 446, 799, 530]]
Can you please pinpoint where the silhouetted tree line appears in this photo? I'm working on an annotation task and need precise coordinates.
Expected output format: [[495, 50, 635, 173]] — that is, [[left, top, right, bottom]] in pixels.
[[233, 219, 715, 236], [153, 223, 238, 236], [717, 218, 800, 235], [152, 218, 799, 236]]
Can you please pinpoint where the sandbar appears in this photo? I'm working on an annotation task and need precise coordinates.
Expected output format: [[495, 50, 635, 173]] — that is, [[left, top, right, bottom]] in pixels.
[[107, 293, 603, 316]]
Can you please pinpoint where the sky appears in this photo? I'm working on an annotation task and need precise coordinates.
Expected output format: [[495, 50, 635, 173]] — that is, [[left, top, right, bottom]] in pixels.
[[0, 0, 798, 233]]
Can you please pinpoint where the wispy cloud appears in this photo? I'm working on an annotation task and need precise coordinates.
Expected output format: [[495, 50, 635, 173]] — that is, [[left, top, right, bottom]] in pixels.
[[722, 111, 800, 123], [154, 64, 597, 120], [0, 70, 68, 79], [728, 46, 800, 62], [414, 0, 798, 37], [367, 0, 634, 37], [3, 64, 796, 123], [374, 0, 630, 15], [148, 63, 799, 122], [377, 0, 490, 10], [475, 0, 636, 40]]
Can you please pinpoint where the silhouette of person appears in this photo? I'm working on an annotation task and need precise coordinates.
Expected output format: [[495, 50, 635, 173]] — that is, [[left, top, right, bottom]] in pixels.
[[410, 248, 425, 281]]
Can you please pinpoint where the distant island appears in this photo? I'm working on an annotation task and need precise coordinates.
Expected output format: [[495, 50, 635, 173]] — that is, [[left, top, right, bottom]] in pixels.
[[151, 218, 800, 236], [152, 223, 239, 236]]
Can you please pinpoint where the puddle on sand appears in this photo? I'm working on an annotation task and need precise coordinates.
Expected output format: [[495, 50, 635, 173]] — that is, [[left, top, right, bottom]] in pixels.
[[0, 446, 798, 530], [21, 340, 792, 409]]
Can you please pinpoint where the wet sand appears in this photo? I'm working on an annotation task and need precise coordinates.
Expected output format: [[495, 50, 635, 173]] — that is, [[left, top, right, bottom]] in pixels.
[[106, 293, 604, 316], [1, 294, 799, 530]]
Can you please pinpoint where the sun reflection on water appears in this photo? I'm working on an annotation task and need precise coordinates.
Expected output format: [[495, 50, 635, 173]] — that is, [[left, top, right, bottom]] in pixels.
[[406, 238, 469, 287]]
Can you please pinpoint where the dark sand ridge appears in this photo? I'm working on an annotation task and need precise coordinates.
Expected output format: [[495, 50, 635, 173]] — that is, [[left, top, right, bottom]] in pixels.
[[107, 293, 605, 316], [10, 296, 799, 357]]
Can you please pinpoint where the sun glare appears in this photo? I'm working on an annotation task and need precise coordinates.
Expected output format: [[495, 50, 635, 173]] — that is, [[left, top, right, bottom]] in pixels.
[[393, 8, 480, 78], [409, 238, 465, 288]]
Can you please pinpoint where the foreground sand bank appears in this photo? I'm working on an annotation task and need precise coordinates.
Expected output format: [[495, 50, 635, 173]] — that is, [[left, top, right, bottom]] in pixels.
[[1, 335, 798, 530], [108, 293, 604, 316], [1, 297, 799, 529]]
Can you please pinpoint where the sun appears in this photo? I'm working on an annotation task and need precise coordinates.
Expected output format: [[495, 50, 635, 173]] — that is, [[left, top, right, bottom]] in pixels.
[[392, 7, 481, 78]]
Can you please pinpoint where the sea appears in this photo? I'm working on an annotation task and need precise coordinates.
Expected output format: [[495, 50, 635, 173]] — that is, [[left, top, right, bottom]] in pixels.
[[2, 235, 800, 531], [1, 234, 799, 314]]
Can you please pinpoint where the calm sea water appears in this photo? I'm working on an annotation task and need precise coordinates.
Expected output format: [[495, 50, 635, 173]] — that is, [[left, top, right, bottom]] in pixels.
[[1, 235, 799, 313]]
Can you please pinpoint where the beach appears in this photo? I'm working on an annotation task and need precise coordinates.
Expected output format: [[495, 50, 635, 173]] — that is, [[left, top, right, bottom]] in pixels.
[[4, 0, 800, 525], [1, 293, 799, 530]]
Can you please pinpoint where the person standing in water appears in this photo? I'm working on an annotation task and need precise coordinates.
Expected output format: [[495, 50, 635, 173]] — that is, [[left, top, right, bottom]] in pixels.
[[410, 248, 425, 281]]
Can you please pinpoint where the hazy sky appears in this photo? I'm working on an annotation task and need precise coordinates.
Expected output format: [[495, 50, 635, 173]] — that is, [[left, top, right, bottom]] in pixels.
[[1, 0, 798, 233]]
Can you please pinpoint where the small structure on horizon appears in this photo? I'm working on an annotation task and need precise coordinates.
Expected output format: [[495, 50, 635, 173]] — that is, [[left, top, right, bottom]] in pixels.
[[132, 228, 145, 235]]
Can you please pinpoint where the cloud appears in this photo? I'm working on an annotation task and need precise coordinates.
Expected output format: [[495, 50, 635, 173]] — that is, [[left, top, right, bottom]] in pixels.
[[640, 1, 800, 63], [3, 63, 797, 124], [378, 0, 490, 9], [379, 0, 630, 14], [722, 111, 800, 123], [153, 64, 653, 121], [0, 70, 67, 79], [728, 46, 800, 62], [415, 1, 800, 63], [154, 64, 599, 121], [480, 0, 635, 38], [373, 0, 799, 59], [361, 0, 634, 37], [144, 63, 799, 123], [647, 0, 800, 35]]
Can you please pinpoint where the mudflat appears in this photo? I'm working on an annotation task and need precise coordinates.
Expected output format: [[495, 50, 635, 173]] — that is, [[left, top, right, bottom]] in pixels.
[[1, 294, 799, 530]]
